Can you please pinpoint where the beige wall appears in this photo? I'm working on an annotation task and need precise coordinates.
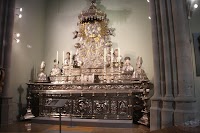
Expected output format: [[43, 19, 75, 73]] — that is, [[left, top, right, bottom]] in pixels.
[[44, 0, 153, 81], [9, 0, 200, 123], [11, 0, 46, 120], [11, 0, 153, 120]]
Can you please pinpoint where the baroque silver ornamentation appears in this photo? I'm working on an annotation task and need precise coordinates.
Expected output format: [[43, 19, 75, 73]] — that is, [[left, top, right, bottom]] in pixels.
[[26, 0, 152, 126]]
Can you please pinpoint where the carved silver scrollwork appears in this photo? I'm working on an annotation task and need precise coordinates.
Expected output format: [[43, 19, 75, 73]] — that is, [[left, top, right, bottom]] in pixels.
[[118, 100, 128, 115], [28, 81, 150, 121], [73, 98, 92, 115], [63, 100, 72, 114], [93, 100, 109, 114], [111, 100, 117, 115]]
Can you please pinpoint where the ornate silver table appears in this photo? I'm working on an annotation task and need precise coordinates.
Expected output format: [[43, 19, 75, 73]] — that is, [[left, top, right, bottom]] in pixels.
[[27, 81, 150, 122]]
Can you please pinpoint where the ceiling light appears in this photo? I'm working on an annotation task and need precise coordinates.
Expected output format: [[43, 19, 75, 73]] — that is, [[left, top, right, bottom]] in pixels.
[[16, 7, 23, 12], [16, 14, 22, 18], [14, 38, 20, 43], [19, 14, 22, 18], [15, 33, 20, 37], [27, 45, 32, 48], [194, 4, 198, 9]]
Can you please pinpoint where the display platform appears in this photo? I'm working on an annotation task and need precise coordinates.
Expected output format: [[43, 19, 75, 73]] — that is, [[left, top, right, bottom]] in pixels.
[[26, 81, 150, 125], [32, 116, 133, 128]]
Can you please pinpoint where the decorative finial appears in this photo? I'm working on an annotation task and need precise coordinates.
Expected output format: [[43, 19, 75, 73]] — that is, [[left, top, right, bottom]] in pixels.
[[90, 0, 96, 5]]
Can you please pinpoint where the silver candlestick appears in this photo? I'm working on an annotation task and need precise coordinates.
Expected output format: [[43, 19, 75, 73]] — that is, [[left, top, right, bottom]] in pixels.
[[24, 83, 35, 120]]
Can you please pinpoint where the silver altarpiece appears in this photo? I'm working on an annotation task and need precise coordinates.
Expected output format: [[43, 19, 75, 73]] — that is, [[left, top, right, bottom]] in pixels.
[[26, 0, 151, 126]]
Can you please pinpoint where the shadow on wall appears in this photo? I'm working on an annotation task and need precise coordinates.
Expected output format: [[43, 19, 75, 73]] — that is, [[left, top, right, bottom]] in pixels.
[[17, 85, 26, 121], [148, 82, 154, 104], [146, 80, 154, 122], [85, 0, 132, 25], [17, 66, 36, 120], [148, 76, 154, 99], [30, 67, 35, 82], [193, 33, 200, 76]]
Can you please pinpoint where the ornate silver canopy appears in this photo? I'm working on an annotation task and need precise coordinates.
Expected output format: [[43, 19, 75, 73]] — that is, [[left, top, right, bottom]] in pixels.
[[74, 0, 115, 68]]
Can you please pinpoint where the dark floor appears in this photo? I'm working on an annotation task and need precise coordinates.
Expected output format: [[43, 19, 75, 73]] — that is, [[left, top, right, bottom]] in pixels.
[[1, 121, 200, 133], [0, 121, 149, 133]]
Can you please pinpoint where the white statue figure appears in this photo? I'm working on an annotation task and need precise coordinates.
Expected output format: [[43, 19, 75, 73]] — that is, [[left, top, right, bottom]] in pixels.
[[132, 56, 148, 80], [40, 61, 45, 70], [64, 52, 71, 66], [112, 48, 123, 68], [122, 57, 134, 73], [72, 54, 82, 68], [62, 52, 72, 76], [37, 61, 48, 82], [81, 74, 94, 83], [73, 43, 82, 67], [113, 48, 123, 62], [50, 60, 61, 76]]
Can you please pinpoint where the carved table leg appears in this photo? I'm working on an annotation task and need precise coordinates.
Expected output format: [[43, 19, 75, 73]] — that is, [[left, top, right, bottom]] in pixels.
[[138, 82, 150, 126]]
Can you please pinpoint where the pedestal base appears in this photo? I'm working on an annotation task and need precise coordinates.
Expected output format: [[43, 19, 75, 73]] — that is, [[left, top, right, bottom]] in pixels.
[[24, 108, 35, 120], [32, 117, 133, 128]]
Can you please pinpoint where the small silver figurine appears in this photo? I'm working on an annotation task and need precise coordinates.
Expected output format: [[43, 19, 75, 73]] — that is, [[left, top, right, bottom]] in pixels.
[[37, 61, 48, 82], [122, 57, 134, 73], [132, 56, 148, 80], [50, 60, 61, 76]]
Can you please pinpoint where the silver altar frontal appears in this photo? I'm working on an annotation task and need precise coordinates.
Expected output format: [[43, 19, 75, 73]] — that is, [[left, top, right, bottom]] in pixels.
[[27, 81, 150, 121], [27, 0, 151, 125]]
